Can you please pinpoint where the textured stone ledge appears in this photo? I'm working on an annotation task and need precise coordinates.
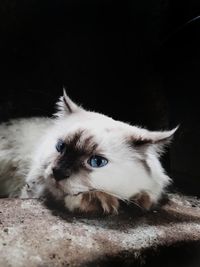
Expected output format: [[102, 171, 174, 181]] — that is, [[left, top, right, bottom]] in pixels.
[[0, 194, 200, 267]]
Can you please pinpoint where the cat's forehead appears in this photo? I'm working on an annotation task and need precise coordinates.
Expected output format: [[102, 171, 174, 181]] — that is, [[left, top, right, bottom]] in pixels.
[[62, 126, 131, 158], [63, 129, 99, 156], [75, 111, 133, 133], [58, 110, 136, 147]]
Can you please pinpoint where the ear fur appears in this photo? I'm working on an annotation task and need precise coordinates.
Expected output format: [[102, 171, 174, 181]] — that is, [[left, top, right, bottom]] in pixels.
[[55, 88, 81, 117], [131, 126, 178, 154]]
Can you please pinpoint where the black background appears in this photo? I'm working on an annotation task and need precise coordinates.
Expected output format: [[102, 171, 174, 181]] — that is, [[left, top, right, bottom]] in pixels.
[[0, 0, 200, 196], [1, 1, 200, 266]]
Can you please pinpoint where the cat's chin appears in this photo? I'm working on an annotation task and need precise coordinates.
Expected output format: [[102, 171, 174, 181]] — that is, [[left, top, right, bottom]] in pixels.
[[64, 191, 120, 214]]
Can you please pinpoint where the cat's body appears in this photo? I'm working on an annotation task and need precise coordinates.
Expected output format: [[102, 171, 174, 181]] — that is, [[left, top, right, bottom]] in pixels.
[[0, 91, 176, 213], [0, 118, 52, 196]]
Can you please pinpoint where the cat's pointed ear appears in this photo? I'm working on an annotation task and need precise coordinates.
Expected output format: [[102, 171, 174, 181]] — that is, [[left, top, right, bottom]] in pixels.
[[55, 88, 82, 117], [131, 126, 178, 154]]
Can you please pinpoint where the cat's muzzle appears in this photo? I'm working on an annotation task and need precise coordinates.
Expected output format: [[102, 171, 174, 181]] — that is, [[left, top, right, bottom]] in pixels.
[[52, 167, 71, 181]]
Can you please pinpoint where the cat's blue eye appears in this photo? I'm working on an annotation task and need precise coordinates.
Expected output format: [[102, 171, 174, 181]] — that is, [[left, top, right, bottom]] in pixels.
[[88, 155, 108, 168], [56, 139, 65, 153]]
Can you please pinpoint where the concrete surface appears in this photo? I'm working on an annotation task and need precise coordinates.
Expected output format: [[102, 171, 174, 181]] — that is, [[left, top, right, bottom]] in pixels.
[[0, 194, 200, 267]]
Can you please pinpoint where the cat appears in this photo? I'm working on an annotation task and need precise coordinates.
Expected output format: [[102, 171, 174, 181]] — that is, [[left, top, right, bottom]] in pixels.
[[0, 90, 177, 213]]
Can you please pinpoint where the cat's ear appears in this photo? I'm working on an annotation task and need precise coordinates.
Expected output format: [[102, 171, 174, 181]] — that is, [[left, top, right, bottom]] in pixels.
[[55, 88, 82, 117], [131, 127, 178, 154]]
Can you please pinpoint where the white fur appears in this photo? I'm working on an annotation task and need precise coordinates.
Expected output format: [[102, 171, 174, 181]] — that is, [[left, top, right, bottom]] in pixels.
[[0, 91, 176, 211]]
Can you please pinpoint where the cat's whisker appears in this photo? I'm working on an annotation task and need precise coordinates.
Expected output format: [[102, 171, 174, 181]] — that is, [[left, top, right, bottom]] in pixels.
[[127, 198, 144, 210]]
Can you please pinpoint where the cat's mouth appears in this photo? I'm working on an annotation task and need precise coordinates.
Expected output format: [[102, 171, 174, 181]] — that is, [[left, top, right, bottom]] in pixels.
[[64, 192, 82, 197], [50, 176, 97, 198], [64, 189, 95, 197]]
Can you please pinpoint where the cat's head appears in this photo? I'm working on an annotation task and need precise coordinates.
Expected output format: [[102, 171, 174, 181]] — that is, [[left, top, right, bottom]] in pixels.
[[42, 90, 177, 213]]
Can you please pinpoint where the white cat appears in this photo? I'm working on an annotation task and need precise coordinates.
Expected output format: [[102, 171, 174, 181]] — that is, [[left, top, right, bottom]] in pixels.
[[0, 90, 177, 213]]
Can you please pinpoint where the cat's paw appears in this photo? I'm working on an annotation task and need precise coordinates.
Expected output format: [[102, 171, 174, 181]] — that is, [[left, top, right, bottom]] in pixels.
[[64, 191, 119, 214], [130, 191, 154, 210], [20, 184, 33, 198], [20, 181, 45, 199]]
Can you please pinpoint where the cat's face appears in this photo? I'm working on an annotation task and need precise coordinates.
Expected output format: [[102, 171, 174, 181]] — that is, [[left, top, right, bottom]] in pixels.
[[41, 91, 176, 212]]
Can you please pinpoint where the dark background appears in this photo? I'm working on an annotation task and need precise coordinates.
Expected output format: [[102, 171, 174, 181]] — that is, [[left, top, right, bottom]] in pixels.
[[0, 0, 200, 196], [1, 1, 200, 266]]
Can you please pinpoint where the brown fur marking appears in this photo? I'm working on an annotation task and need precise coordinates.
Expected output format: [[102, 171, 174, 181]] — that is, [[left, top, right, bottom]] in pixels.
[[131, 191, 153, 210], [78, 191, 119, 214], [63, 95, 72, 113], [53, 130, 99, 179]]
